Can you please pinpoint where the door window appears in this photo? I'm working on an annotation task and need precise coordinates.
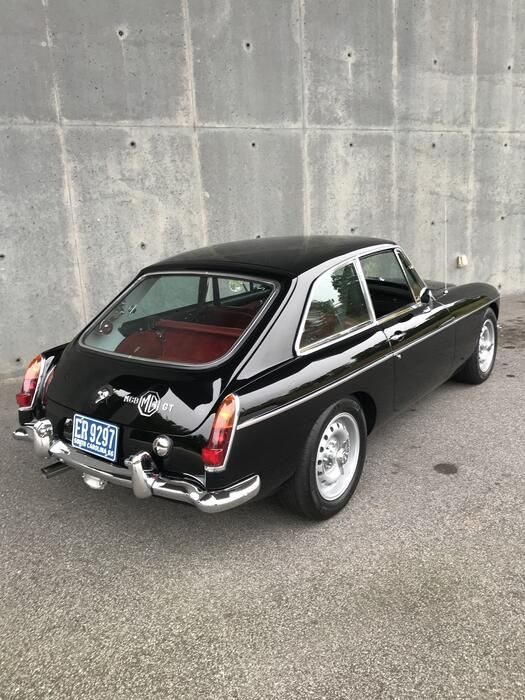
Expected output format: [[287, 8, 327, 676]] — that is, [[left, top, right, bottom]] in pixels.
[[360, 250, 415, 318], [299, 262, 371, 350]]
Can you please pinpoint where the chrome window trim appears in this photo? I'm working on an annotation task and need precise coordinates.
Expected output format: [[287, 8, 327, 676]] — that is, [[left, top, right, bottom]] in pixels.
[[239, 300, 492, 431], [394, 247, 426, 303], [79, 270, 280, 371]]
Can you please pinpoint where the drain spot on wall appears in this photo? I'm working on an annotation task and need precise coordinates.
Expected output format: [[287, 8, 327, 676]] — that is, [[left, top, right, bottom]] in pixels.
[[433, 462, 458, 475]]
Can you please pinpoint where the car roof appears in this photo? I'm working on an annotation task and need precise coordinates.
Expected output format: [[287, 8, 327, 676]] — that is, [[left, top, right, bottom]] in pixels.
[[143, 235, 395, 278]]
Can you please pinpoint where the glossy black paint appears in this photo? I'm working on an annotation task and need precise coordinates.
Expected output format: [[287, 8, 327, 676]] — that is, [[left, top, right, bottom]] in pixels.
[[31, 237, 500, 500]]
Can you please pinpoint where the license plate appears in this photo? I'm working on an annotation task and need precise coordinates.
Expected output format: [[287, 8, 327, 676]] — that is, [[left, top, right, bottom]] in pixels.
[[72, 414, 119, 462]]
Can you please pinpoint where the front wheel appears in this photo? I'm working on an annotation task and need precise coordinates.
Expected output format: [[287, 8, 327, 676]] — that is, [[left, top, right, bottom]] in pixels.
[[278, 398, 367, 520], [454, 308, 498, 384]]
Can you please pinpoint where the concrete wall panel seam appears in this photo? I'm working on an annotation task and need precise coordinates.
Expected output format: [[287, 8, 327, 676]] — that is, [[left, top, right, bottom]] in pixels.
[[42, 0, 88, 324], [298, 0, 311, 237], [181, 0, 208, 246]]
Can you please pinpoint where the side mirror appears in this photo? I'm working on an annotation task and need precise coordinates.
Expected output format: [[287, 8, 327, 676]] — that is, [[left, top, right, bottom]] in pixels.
[[420, 287, 433, 305]]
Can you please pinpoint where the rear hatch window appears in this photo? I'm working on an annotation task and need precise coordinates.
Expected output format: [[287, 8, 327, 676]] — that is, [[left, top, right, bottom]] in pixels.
[[81, 273, 277, 367]]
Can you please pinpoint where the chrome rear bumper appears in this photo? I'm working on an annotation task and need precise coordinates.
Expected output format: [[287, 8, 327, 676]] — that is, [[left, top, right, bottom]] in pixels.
[[13, 420, 260, 513]]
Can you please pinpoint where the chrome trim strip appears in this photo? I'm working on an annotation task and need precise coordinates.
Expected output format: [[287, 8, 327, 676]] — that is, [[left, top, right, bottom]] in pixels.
[[238, 351, 395, 430], [354, 257, 377, 325], [78, 270, 280, 371], [238, 300, 493, 430]]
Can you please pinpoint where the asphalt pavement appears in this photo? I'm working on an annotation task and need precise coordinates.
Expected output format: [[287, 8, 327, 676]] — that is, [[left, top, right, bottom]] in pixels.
[[1, 297, 524, 699]]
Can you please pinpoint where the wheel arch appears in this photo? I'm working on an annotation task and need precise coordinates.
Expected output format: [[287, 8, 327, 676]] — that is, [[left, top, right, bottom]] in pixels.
[[489, 301, 499, 319], [352, 391, 377, 434]]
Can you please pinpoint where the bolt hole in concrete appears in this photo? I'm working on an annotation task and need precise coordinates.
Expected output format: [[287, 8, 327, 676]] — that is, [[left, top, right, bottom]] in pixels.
[[508, 65, 512, 70], [15, 357, 21, 363], [432, 142, 436, 148], [251, 141, 256, 148], [349, 142, 353, 147], [0, 253, 4, 259], [140, 242, 146, 250], [118, 29, 125, 38], [501, 216, 505, 220], [431, 220, 435, 226], [433, 58, 438, 65], [244, 41, 252, 52], [347, 52, 352, 58], [130, 141, 136, 148], [433, 463, 458, 475]]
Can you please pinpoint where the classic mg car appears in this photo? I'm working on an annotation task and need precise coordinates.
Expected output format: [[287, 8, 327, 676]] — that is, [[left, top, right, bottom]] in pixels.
[[13, 237, 499, 519]]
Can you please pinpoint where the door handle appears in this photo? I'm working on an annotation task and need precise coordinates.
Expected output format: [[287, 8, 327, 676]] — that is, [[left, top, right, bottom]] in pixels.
[[390, 331, 406, 341]]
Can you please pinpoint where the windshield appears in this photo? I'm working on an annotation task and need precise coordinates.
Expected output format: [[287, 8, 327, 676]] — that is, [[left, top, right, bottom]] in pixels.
[[81, 273, 276, 366]]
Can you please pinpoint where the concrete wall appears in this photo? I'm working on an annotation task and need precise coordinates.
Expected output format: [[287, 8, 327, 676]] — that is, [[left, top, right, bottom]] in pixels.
[[1, 0, 524, 377]]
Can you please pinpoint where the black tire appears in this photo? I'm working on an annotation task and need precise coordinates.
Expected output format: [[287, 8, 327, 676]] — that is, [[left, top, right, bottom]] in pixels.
[[277, 397, 367, 520], [454, 308, 498, 384]]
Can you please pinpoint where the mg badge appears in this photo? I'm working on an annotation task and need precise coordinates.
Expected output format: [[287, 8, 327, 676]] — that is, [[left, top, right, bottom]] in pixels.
[[138, 391, 160, 417]]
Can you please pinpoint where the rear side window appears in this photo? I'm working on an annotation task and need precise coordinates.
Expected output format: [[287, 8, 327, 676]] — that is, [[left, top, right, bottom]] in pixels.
[[360, 250, 415, 318], [82, 273, 275, 366], [299, 262, 371, 350]]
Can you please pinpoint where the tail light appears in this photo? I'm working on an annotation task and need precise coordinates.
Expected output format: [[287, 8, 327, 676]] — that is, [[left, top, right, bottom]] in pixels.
[[16, 354, 44, 408], [201, 394, 239, 472]]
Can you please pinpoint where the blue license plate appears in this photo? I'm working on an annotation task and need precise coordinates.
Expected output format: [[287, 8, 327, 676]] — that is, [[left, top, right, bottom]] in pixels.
[[72, 414, 119, 462]]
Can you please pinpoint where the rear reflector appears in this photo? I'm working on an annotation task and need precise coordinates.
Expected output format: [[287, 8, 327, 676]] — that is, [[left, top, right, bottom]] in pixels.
[[201, 394, 239, 473], [16, 354, 43, 408]]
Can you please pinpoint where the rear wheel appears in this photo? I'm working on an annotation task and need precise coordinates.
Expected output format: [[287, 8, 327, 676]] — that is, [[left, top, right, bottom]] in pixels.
[[454, 308, 498, 384], [278, 398, 367, 520]]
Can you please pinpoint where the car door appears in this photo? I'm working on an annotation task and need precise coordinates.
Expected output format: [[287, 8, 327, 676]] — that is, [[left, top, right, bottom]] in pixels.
[[359, 249, 455, 411]]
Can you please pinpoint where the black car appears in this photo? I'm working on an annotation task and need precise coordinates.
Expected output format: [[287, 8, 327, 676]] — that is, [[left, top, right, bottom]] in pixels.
[[13, 236, 499, 519]]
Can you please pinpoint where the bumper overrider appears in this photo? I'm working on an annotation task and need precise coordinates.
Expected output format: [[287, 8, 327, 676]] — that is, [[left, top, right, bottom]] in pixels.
[[13, 419, 260, 513]]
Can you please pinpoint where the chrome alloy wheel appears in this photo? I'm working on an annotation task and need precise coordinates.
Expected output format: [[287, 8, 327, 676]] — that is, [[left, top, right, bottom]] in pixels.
[[478, 318, 496, 374], [315, 412, 360, 501]]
